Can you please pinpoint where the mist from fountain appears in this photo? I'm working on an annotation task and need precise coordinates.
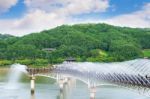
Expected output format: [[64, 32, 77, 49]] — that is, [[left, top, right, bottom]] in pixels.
[[58, 59, 150, 76], [5, 64, 27, 89], [55, 59, 150, 96]]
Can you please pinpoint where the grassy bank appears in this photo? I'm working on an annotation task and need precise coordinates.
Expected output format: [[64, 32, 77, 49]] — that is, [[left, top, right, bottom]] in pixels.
[[143, 49, 150, 58], [0, 49, 149, 67], [0, 59, 52, 68]]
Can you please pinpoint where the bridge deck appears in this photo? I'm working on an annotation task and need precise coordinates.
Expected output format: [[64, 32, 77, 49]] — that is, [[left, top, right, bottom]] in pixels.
[[26, 67, 150, 89], [27, 67, 54, 75]]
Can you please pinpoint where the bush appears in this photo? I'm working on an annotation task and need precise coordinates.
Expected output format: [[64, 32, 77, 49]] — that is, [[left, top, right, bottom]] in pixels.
[[15, 59, 34, 65], [143, 49, 150, 58], [0, 60, 12, 66], [34, 59, 48, 66]]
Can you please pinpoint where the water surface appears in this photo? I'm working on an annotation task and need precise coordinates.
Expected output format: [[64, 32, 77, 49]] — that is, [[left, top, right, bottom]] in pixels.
[[0, 80, 149, 99]]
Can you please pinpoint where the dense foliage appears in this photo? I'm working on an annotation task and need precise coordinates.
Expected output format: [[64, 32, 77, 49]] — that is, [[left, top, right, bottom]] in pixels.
[[0, 23, 150, 66], [0, 34, 14, 40], [143, 49, 150, 58]]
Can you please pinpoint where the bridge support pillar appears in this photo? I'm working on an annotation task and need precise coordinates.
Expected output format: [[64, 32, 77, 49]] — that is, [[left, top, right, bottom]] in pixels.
[[30, 75, 35, 94], [64, 77, 69, 84], [59, 79, 64, 92], [90, 86, 96, 99]]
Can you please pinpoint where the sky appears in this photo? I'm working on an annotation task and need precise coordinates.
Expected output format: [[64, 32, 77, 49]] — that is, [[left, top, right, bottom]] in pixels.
[[0, 0, 150, 36]]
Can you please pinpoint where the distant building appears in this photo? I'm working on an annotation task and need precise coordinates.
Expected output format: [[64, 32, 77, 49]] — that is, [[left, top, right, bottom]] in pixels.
[[65, 57, 76, 62], [42, 48, 56, 52]]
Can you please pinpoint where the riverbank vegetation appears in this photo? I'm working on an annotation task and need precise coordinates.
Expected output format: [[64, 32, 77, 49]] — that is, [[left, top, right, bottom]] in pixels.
[[143, 49, 150, 58], [0, 23, 150, 67]]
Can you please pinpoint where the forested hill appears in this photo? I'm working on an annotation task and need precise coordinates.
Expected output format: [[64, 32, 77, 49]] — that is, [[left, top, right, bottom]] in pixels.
[[0, 34, 14, 39], [0, 23, 150, 66]]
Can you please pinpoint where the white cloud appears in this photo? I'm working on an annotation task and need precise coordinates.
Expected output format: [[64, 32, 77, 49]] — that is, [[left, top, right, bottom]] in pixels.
[[0, 0, 110, 36], [0, 9, 68, 36], [24, 0, 109, 15], [0, 0, 18, 13], [0, 0, 149, 36], [105, 3, 150, 28]]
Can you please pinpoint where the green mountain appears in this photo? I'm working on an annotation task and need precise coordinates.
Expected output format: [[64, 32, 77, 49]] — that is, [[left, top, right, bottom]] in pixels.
[[0, 34, 14, 40], [0, 23, 150, 66]]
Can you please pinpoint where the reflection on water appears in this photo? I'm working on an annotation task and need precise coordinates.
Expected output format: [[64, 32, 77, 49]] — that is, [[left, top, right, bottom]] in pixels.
[[30, 79, 76, 99], [55, 79, 76, 99], [57, 83, 67, 99], [31, 93, 35, 99], [0, 80, 150, 99], [0, 72, 149, 99], [30, 83, 69, 99]]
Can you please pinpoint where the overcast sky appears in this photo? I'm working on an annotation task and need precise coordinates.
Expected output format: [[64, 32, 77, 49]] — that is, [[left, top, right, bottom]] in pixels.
[[0, 0, 150, 36]]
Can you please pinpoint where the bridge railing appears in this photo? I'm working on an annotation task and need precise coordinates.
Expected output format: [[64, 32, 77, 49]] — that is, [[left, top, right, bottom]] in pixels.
[[26, 67, 54, 75]]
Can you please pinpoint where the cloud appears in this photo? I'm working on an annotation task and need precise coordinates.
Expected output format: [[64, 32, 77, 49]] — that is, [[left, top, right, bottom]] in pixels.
[[105, 3, 150, 28], [0, 0, 110, 36], [0, 0, 149, 36], [0, 0, 18, 13], [24, 0, 109, 15], [0, 9, 68, 36]]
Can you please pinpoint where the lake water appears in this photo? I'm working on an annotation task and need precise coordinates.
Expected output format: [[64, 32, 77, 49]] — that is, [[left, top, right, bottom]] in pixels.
[[0, 79, 150, 99], [0, 65, 150, 99]]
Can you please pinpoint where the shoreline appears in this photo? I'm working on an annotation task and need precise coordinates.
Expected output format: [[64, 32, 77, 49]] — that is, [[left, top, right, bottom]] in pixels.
[[0, 68, 9, 72]]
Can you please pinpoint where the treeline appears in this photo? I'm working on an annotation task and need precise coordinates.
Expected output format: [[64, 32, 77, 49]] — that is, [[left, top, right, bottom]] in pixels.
[[0, 23, 150, 66], [0, 34, 14, 40]]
